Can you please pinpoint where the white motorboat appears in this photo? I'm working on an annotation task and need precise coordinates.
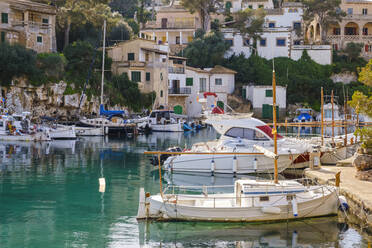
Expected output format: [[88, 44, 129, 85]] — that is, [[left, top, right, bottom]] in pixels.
[[162, 117, 313, 174], [137, 179, 340, 222], [47, 125, 76, 140], [316, 103, 343, 136], [0, 114, 50, 141], [75, 126, 105, 136], [143, 110, 184, 132]]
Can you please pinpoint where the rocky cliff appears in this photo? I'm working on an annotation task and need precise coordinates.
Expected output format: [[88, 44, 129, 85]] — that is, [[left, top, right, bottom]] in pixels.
[[1, 79, 101, 121]]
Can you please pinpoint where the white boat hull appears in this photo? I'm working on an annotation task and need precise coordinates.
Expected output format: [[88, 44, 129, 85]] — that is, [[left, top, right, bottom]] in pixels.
[[164, 153, 294, 174], [49, 126, 76, 140], [151, 123, 183, 132], [0, 132, 50, 141], [75, 127, 104, 136], [144, 187, 338, 222]]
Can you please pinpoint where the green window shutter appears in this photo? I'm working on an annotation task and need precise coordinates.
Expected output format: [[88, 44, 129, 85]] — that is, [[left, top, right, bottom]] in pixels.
[[2, 13, 8, 24], [42, 18, 49, 24], [128, 53, 135, 61], [37, 36, 42, 43], [146, 72, 150, 81], [186, 77, 193, 86], [265, 89, 273, 97], [242, 88, 246, 99], [131, 71, 141, 82], [1, 32, 5, 42]]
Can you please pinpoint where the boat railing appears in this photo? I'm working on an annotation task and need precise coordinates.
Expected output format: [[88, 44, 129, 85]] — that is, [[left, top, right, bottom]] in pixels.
[[163, 178, 325, 197]]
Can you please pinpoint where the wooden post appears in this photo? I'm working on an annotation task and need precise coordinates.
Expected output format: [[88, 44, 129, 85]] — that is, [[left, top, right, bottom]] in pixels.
[[158, 153, 163, 197], [356, 105, 359, 143], [321, 87, 324, 146], [285, 118, 288, 135], [272, 69, 278, 184], [344, 97, 348, 146], [331, 90, 335, 144]]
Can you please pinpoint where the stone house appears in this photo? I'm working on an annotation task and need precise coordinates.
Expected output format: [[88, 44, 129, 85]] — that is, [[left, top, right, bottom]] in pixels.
[[107, 39, 169, 107], [242, 84, 286, 119], [307, 0, 372, 59], [0, 0, 56, 53], [140, 0, 202, 55]]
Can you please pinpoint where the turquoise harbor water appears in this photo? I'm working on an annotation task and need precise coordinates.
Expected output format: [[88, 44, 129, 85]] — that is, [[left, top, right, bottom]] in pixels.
[[0, 128, 370, 247]]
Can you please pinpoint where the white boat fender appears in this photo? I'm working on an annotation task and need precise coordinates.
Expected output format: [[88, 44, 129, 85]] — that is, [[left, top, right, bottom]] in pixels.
[[292, 231, 298, 248], [261, 206, 281, 214], [338, 195, 349, 211], [211, 159, 215, 175], [253, 158, 257, 171], [292, 198, 298, 217], [137, 188, 147, 219], [99, 178, 106, 193], [232, 156, 237, 176]]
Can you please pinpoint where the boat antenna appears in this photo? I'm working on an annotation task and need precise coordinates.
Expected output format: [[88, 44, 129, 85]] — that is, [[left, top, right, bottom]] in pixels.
[[101, 20, 107, 109], [272, 58, 278, 184]]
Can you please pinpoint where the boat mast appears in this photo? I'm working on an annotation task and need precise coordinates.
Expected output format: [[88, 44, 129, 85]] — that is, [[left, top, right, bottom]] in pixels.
[[272, 63, 278, 184], [321, 87, 324, 146], [331, 90, 334, 144], [101, 20, 107, 108]]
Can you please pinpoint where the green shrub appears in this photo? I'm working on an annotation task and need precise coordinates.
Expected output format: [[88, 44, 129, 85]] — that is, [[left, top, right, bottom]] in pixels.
[[37, 53, 67, 81], [0, 43, 38, 86]]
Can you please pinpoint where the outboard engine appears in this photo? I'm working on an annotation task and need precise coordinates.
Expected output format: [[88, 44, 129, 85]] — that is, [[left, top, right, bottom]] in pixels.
[[150, 146, 182, 166]]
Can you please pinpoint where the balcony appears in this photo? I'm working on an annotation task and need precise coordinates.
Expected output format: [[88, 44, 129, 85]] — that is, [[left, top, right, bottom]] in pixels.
[[117, 61, 146, 68], [326, 34, 372, 41], [168, 66, 185, 74], [168, 87, 191, 95], [144, 20, 196, 30]]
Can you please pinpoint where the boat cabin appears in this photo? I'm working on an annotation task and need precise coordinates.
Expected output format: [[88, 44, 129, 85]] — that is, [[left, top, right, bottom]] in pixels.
[[149, 110, 182, 125]]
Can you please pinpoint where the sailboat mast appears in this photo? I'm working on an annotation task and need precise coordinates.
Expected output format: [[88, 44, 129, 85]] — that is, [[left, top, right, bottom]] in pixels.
[[321, 87, 324, 146], [272, 69, 278, 184], [101, 20, 107, 107], [331, 90, 334, 143]]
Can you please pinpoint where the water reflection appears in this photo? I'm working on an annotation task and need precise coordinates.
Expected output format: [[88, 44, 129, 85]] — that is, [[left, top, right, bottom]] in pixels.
[[0, 130, 369, 248], [137, 218, 356, 247]]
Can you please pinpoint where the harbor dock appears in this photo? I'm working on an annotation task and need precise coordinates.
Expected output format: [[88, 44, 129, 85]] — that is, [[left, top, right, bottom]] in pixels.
[[305, 166, 372, 230]]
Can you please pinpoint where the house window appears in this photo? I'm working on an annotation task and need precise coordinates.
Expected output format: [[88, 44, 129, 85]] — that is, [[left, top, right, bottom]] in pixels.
[[333, 44, 338, 51], [176, 36, 180, 44], [260, 38, 266, 46], [225, 1, 232, 11], [42, 18, 49, 24], [146, 72, 151, 81], [294, 40, 301, 45], [259, 5, 264, 8], [268, 22, 275, 28], [160, 90, 163, 97], [215, 78, 222, 85], [265, 89, 273, 97], [37, 36, 43, 43], [186, 77, 193, 86], [260, 196, 269, 201], [248, 5, 253, 9], [199, 78, 207, 92], [131, 71, 141, 82], [145, 52, 150, 62], [362, 8, 368, 15], [128, 53, 135, 61], [293, 22, 301, 30], [345, 27, 357, 35], [276, 38, 286, 46], [243, 38, 250, 46], [225, 39, 233, 46], [1, 13, 8, 24], [160, 72, 163, 81], [363, 28, 368, 35], [1, 31, 5, 42], [333, 28, 341, 35], [347, 8, 353, 15]]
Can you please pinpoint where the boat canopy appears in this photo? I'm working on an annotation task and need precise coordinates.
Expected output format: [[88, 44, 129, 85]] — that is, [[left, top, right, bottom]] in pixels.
[[294, 113, 312, 122], [100, 104, 125, 117]]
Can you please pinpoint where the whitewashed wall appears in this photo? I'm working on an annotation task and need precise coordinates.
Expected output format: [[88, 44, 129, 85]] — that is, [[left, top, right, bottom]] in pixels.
[[244, 85, 286, 109], [291, 45, 332, 65]]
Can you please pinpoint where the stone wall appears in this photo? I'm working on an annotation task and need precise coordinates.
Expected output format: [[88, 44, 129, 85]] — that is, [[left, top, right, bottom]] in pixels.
[[331, 72, 357, 84], [1, 79, 103, 121]]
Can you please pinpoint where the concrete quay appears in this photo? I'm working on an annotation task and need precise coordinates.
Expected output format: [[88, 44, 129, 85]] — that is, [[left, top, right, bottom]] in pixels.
[[304, 166, 372, 231]]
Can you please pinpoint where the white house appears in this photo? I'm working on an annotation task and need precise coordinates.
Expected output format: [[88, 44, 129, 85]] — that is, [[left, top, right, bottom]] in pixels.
[[243, 84, 286, 119], [224, 0, 274, 13], [223, 2, 332, 65], [180, 66, 237, 117]]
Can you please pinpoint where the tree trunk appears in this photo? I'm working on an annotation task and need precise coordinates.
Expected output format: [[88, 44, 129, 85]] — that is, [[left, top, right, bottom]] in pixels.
[[320, 23, 327, 45], [64, 17, 71, 49]]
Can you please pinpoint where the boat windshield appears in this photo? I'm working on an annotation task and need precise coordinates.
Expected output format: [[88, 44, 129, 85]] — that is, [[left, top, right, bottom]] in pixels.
[[224, 127, 270, 141], [256, 125, 283, 139]]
